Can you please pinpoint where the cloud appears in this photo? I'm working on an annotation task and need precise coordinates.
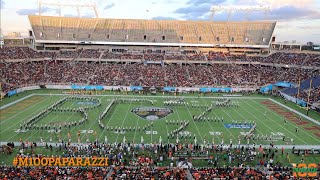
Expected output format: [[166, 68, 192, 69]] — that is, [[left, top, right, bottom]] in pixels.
[[201, 5, 320, 21], [17, 8, 42, 15], [187, 0, 226, 5], [152, 16, 178, 20], [64, 14, 78, 17], [174, 0, 226, 20], [82, 14, 95, 18], [256, 0, 314, 8], [296, 25, 320, 30], [269, 6, 320, 20], [16, 7, 60, 16], [104, 3, 115, 10], [1, 0, 4, 9]]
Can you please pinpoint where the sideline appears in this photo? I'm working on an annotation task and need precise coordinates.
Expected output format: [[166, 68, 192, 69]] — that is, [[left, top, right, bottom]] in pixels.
[[269, 98, 320, 126], [32, 93, 269, 99], [0, 94, 34, 110], [1, 141, 320, 149]]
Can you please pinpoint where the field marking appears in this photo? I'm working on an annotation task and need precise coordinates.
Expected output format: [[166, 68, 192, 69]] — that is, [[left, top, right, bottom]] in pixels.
[[251, 99, 320, 143], [0, 94, 34, 110], [97, 99, 120, 142], [0, 96, 60, 133], [1, 141, 320, 149], [30, 93, 270, 99], [240, 100, 307, 144], [201, 99, 238, 143], [241, 100, 308, 145], [52, 97, 106, 143], [114, 100, 133, 143], [193, 97, 221, 143], [79, 96, 108, 142], [36, 101, 80, 142], [25, 99, 80, 142], [65, 100, 100, 142], [164, 100, 170, 144], [250, 99, 320, 144], [2, 93, 319, 144], [212, 99, 256, 141], [268, 98, 320, 126], [6, 98, 78, 142], [0, 95, 52, 125], [132, 104, 141, 144], [183, 100, 204, 143], [164, 119, 169, 143], [227, 100, 268, 143]]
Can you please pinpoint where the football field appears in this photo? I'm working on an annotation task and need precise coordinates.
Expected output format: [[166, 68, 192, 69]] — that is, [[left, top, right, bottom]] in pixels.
[[1, 91, 320, 146]]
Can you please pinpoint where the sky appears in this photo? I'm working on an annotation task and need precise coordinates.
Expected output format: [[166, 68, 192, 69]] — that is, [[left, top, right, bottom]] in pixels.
[[0, 0, 320, 44]]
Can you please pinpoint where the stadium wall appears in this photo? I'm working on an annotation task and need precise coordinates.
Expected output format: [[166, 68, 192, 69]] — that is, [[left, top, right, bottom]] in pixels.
[[280, 92, 320, 114], [4, 84, 259, 96]]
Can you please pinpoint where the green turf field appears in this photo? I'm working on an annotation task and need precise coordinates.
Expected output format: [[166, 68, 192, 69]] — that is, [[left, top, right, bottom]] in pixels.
[[1, 90, 320, 146]]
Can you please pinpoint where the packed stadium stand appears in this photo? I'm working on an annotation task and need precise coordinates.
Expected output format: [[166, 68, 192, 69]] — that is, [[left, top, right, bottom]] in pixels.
[[1, 15, 319, 108]]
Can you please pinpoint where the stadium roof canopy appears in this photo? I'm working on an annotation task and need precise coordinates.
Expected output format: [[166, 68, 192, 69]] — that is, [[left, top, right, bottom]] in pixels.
[[29, 15, 276, 48]]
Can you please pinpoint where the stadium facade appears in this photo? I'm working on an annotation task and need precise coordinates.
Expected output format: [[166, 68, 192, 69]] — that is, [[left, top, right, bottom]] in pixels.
[[28, 15, 276, 54]]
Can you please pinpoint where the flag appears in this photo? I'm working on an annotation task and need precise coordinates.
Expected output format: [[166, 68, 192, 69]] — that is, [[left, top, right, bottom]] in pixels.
[[307, 79, 313, 109], [297, 77, 301, 98]]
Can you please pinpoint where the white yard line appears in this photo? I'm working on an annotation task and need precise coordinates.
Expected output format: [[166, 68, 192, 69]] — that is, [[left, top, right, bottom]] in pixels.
[[0, 94, 34, 110], [241, 100, 308, 145], [132, 101, 143, 144], [79, 96, 108, 142], [97, 99, 119, 141], [114, 101, 133, 143], [200, 98, 237, 143], [42, 102, 81, 142], [132, 112, 141, 144], [233, 101, 275, 143], [193, 97, 221, 143], [268, 98, 320, 125], [183, 100, 204, 143], [249, 99, 320, 144], [29, 93, 270, 100], [0, 96, 60, 133], [7, 99, 78, 142], [0, 95, 52, 125], [2, 141, 320, 149], [223, 99, 267, 143]]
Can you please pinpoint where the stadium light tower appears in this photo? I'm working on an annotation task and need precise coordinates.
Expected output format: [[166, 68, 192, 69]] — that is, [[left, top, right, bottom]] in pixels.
[[38, 0, 99, 18], [210, 5, 270, 21]]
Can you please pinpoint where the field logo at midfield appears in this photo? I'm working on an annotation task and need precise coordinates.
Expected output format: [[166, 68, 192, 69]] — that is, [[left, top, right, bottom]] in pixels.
[[131, 107, 173, 120]]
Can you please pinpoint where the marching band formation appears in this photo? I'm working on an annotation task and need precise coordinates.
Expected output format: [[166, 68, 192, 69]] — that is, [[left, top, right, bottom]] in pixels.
[[20, 96, 101, 132], [116, 98, 154, 105], [18, 95, 262, 147], [98, 100, 115, 129]]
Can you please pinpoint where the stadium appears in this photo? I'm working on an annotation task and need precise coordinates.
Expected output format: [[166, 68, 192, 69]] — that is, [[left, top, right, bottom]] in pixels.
[[0, 0, 320, 179]]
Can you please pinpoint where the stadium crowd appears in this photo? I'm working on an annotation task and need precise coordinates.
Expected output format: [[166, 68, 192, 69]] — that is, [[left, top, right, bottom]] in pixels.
[[293, 87, 320, 104], [2, 139, 317, 179], [1, 47, 320, 66], [1, 61, 319, 92]]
